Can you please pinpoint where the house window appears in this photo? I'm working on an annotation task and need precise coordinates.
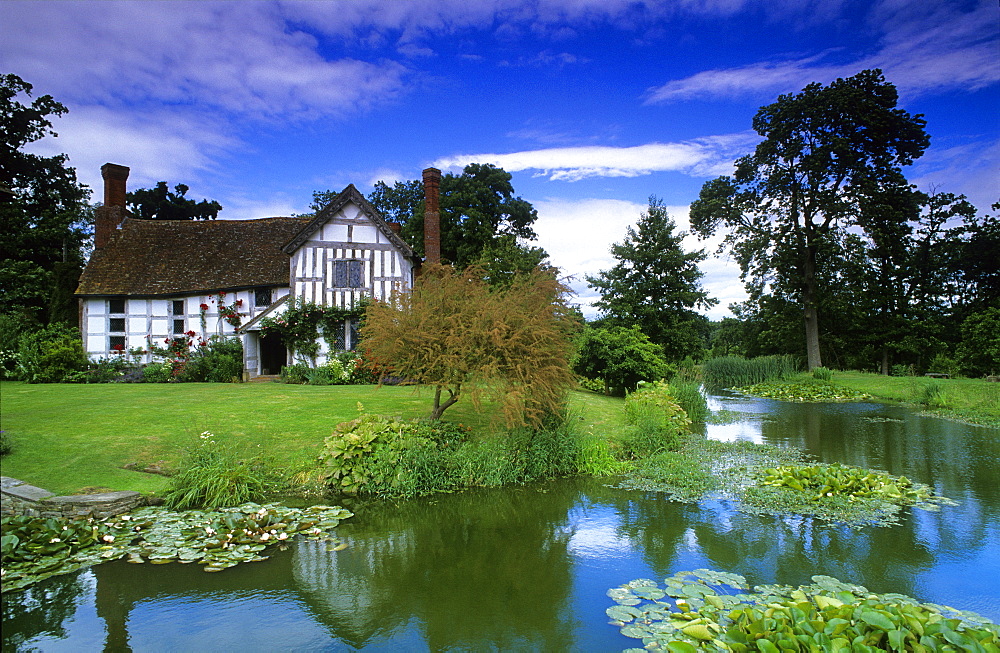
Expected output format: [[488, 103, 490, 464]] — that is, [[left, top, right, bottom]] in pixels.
[[328, 319, 359, 352], [332, 323, 346, 351], [333, 260, 364, 288], [348, 319, 359, 351], [254, 288, 272, 308], [172, 300, 185, 315], [173, 319, 185, 334], [109, 335, 126, 353], [109, 299, 126, 314], [109, 317, 126, 333]]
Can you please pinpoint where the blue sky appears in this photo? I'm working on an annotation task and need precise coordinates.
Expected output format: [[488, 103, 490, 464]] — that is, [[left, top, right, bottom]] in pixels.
[[2, 0, 997, 319]]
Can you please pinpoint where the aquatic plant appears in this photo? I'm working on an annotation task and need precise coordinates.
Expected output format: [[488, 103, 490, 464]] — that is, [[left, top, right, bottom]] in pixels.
[[1, 503, 352, 593], [738, 381, 872, 403], [702, 355, 798, 390], [759, 463, 932, 503], [669, 381, 710, 423], [607, 569, 1000, 652], [163, 431, 284, 510]]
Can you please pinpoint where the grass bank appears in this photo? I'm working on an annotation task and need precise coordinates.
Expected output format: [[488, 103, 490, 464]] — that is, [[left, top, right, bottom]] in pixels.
[[824, 371, 1000, 427], [0, 382, 628, 496]]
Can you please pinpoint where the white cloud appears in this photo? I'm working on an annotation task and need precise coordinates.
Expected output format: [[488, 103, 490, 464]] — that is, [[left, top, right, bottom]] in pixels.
[[24, 105, 238, 198], [532, 198, 745, 320], [0, 2, 409, 121], [644, 0, 998, 103], [434, 132, 759, 181]]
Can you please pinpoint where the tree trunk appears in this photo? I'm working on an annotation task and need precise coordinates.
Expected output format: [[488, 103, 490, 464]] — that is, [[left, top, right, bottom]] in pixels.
[[430, 384, 460, 420], [881, 348, 890, 376], [802, 244, 823, 370]]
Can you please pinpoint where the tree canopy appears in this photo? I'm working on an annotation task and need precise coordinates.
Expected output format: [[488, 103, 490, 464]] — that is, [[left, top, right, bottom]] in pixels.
[[365, 163, 544, 271], [360, 264, 578, 427], [126, 181, 222, 220], [573, 325, 669, 396], [1, 73, 91, 324], [690, 69, 929, 370], [587, 197, 716, 363]]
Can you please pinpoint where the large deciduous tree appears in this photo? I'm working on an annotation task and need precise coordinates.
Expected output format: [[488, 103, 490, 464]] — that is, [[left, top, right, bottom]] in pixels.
[[360, 264, 578, 427], [587, 197, 716, 363], [1, 73, 91, 323], [126, 181, 222, 220], [690, 69, 929, 370], [366, 163, 543, 271]]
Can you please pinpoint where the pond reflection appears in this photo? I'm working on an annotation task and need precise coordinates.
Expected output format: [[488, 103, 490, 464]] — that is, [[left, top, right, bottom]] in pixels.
[[3, 395, 998, 651]]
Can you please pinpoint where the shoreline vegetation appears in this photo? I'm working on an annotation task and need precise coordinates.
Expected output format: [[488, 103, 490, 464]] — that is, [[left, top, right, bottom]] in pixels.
[[740, 371, 999, 428]]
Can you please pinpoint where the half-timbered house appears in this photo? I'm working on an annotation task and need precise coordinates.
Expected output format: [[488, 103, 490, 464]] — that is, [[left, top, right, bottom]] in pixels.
[[75, 163, 425, 378]]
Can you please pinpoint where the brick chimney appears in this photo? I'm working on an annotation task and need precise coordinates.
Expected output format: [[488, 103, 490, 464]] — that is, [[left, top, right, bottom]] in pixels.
[[95, 163, 130, 249], [422, 167, 441, 264]]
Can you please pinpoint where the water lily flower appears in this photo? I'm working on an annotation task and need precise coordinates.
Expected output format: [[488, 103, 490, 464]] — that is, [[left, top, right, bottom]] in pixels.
[[50, 537, 61, 543], [260, 533, 271, 541], [102, 534, 115, 542]]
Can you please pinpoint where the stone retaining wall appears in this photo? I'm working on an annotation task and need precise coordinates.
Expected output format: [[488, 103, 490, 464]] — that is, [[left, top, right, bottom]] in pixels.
[[1, 477, 145, 520]]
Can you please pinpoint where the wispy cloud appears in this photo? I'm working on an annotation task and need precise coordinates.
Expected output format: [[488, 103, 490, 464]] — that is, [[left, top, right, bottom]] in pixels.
[[434, 132, 760, 181], [0, 2, 410, 121], [645, 0, 997, 103]]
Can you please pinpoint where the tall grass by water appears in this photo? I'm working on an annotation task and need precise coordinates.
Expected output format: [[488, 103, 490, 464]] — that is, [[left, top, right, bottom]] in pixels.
[[702, 355, 799, 391]]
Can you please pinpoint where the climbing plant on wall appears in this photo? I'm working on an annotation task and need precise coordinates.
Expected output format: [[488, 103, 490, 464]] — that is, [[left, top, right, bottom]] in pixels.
[[258, 298, 368, 363]]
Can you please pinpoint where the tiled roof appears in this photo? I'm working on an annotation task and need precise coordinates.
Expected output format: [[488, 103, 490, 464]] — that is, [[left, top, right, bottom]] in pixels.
[[75, 217, 310, 296]]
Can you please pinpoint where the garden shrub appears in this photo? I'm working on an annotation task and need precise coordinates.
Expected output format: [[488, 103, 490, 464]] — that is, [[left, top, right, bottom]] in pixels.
[[620, 382, 693, 458], [317, 412, 581, 498], [0, 430, 12, 456], [812, 366, 833, 381], [142, 361, 174, 383], [15, 323, 89, 383], [83, 355, 135, 383], [163, 431, 285, 510], [280, 363, 310, 384]]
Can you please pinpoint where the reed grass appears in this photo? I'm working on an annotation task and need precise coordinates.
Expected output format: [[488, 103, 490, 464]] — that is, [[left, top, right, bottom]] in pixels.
[[702, 355, 799, 390]]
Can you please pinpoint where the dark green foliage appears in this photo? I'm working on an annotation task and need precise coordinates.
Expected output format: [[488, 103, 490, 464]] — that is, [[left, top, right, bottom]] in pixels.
[[366, 163, 543, 270], [163, 432, 285, 510], [0, 430, 12, 456], [15, 323, 88, 382], [574, 325, 669, 396], [1, 74, 91, 323], [587, 197, 716, 362], [691, 70, 930, 370], [702, 355, 798, 390], [957, 307, 1000, 376], [316, 412, 580, 499], [126, 181, 222, 220], [172, 336, 243, 382]]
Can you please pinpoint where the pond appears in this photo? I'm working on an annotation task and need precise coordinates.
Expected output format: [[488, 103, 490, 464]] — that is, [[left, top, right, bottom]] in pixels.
[[3, 392, 998, 651]]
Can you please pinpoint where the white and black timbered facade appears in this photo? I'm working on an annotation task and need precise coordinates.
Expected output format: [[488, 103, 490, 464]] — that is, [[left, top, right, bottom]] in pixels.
[[75, 164, 419, 379]]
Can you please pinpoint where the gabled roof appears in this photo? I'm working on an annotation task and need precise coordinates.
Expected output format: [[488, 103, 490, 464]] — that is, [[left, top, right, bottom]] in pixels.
[[75, 217, 311, 296], [238, 294, 290, 332], [282, 184, 416, 258]]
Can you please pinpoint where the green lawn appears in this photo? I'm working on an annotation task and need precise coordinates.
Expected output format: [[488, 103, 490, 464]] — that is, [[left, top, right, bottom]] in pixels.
[[825, 371, 1000, 427], [0, 382, 626, 496]]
